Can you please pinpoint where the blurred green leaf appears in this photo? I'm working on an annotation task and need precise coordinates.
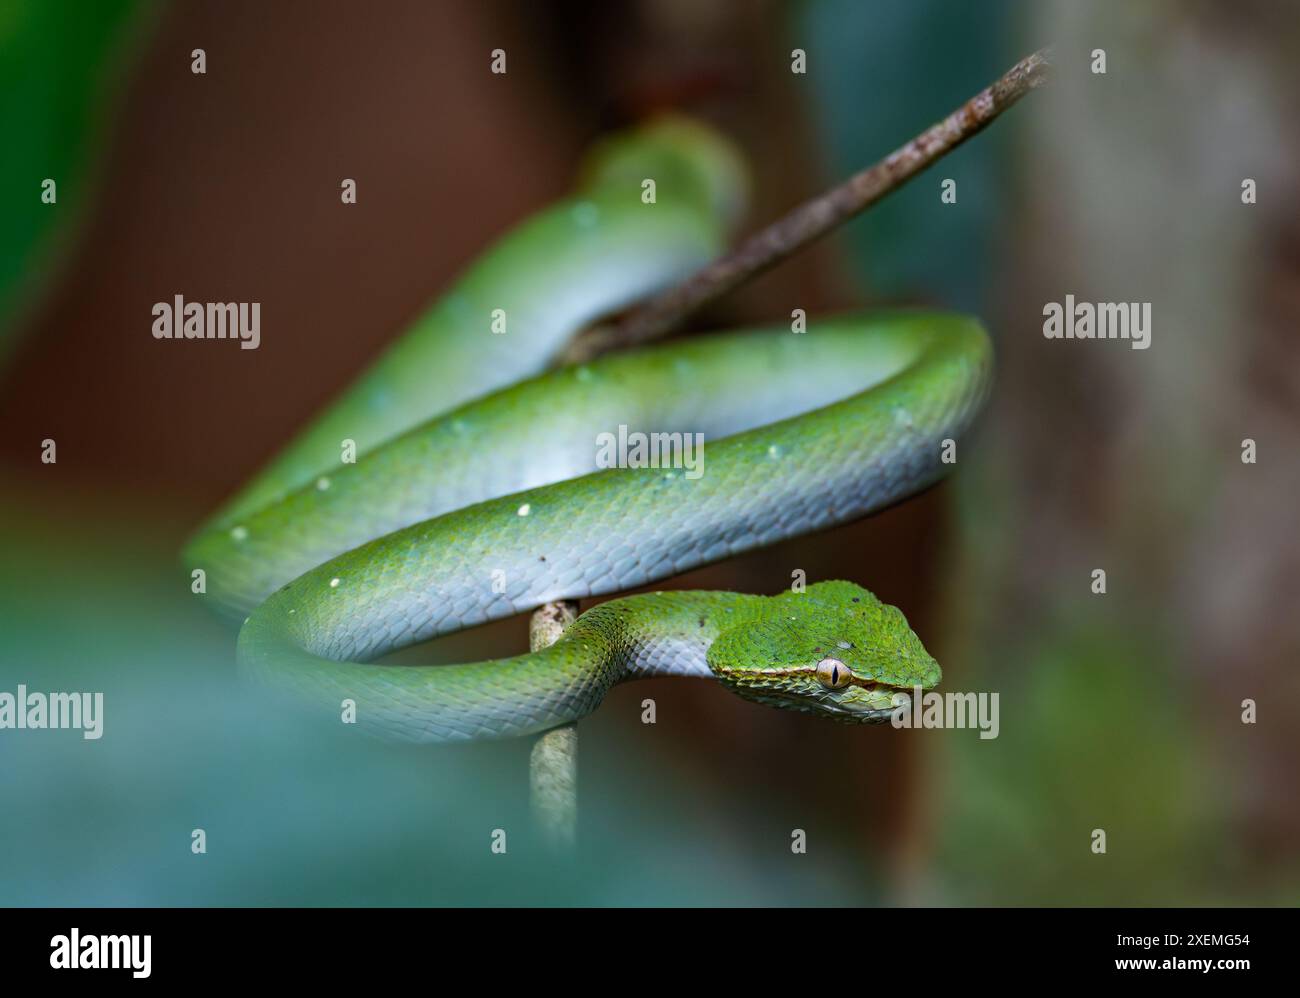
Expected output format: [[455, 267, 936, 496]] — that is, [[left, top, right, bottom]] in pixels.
[[0, 0, 147, 350]]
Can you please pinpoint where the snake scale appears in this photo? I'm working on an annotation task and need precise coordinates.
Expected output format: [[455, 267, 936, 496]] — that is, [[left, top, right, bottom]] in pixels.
[[184, 117, 993, 743]]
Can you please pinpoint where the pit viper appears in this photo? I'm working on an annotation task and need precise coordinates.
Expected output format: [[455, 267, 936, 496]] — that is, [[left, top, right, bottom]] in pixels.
[[184, 117, 993, 743]]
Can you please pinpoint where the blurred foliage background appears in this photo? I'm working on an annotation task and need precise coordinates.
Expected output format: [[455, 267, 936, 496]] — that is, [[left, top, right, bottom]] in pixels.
[[0, 0, 144, 353], [1, 0, 1296, 905]]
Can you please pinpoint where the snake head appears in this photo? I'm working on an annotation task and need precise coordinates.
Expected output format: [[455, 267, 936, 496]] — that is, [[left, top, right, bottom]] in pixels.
[[706, 581, 940, 722]]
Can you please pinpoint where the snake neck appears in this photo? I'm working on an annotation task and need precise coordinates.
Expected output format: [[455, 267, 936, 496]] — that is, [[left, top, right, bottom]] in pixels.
[[561, 591, 768, 683]]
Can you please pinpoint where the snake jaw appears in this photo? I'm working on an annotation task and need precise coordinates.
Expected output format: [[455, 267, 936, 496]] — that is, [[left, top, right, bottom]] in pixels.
[[710, 646, 937, 722], [716, 674, 908, 723], [827, 677, 919, 720]]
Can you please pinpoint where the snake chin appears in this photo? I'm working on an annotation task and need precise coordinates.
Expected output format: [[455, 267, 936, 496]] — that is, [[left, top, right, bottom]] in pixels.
[[826, 686, 915, 723], [721, 682, 912, 724]]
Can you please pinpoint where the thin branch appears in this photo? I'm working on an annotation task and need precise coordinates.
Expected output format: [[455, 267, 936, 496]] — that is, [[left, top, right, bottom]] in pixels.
[[528, 600, 580, 851], [561, 47, 1051, 365]]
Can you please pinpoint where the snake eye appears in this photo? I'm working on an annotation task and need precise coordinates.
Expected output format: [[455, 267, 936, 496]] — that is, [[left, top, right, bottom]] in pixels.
[[816, 657, 851, 689]]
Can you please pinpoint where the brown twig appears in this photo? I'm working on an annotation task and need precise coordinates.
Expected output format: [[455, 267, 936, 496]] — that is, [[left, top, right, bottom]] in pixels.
[[561, 47, 1051, 365]]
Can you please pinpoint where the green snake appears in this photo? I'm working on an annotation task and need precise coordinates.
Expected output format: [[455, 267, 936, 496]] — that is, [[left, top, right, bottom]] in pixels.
[[184, 117, 993, 743]]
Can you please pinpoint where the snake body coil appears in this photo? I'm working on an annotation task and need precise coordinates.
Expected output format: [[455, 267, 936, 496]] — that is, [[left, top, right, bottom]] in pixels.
[[185, 118, 993, 743]]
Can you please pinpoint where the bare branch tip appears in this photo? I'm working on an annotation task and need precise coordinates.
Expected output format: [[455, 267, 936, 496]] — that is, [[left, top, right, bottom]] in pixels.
[[1026, 47, 1054, 83], [558, 45, 1054, 366]]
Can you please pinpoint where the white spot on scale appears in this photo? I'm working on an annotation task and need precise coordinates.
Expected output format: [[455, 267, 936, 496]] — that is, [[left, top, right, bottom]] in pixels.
[[517, 504, 531, 517], [329, 578, 341, 588], [316, 477, 331, 491], [230, 526, 248, 542]]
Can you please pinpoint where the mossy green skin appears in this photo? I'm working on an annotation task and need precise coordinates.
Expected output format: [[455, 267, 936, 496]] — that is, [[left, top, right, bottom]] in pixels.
[[189, 117, 992, 744], [708, 582, 940, 721]]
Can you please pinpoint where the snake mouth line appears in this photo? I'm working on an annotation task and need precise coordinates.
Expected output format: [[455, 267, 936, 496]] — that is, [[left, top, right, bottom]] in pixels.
[[853, 680, 913, 696], [716, 666, 922, 703], [734, 666, 922, 692], [719, 673, 917, 721]]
